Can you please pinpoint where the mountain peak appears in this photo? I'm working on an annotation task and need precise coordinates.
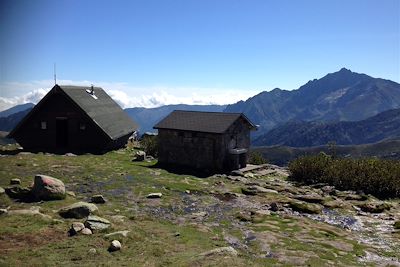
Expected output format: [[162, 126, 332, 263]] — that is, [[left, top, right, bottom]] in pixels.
[[338, 67, 352, 73]]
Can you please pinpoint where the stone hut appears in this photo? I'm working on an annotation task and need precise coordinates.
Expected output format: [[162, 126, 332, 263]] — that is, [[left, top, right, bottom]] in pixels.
[[8, 84, 138, 152], [154, 110, 257, 173]]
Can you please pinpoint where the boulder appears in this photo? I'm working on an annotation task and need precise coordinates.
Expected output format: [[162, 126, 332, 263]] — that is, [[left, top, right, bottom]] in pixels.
[[5, 186, 32, 200], [294, 194, 324, 204], [146, 192, 162, 199], [69, 222, 85, 236], [108, 240, 121, 252], [91, 194, 106, 204], [133, 151, 146, 161], [358, 202, 391, 213], [10, 178, 21, 185], [81, 228, 93, 235], [31, 175, 66, 200], [200, 246, 238, 257], [59, 202, 98, 219], [242, 186, 278, 196], [84, 215, 111, 231], [289, 201, 323, 214]]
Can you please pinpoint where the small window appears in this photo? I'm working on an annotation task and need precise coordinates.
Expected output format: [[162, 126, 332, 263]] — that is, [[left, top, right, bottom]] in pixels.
[[79, 122, 86, 130], [41, 121, 47, 130]]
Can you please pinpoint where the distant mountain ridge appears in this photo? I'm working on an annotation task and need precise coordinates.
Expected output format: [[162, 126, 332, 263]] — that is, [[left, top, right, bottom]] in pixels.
[[0, 103, 34, 118], [225, 68, 400, 137], [253, 108, 400, 147], [125, 104, 227, 134], [0, 108, 33, 132]]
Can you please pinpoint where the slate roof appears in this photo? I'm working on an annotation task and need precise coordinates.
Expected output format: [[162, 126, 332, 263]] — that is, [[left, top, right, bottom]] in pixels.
[[154, 110, 256, 134], [9, 85, 138, 140]]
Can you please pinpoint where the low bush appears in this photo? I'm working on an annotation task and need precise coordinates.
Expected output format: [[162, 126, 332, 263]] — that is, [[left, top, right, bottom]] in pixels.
[[248, 151, 268, 165], [140, 136, 158, 157], [288, 153, 400, 199]]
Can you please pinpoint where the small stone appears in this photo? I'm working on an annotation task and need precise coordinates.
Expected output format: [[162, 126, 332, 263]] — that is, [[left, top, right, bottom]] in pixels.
[[5, 186, 32, 200], [66, 191, 76, 197], [10, 178, 21, 185], [200, 246, 238, 257], [69, 222, 85, 236], [394, 221, 400, 229], [133, 151, 146, 161], [88, 248, 97, 254], [230, 170, 244, 176], [85, 215, 111, 231], [108, 240, 121, 252], [185, 190, 191, 194], [0, 186, 4, 195], [242, 186, 278, 196], [104, 230, 130, 238], [81, 228, 93, 235], [91, 194, 106, 204], [146, 192, 162, 199], [58, 202, 98, 219], [174, 232, 180, 237], [269, 202, 280, 212], [0, 208, 8, 215]]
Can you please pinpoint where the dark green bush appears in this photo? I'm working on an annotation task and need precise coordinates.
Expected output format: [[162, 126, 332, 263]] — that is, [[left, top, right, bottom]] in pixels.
[[288, 154, 400, 199], [140, 136, 158, 157], [248, 151, 268, 165]]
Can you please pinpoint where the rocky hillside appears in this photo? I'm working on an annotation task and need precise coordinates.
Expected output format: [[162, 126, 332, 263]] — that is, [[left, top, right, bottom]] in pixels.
[[254, 108, 400, 147], [225, 68, 400, 137], [0, 147, 399, 265], [125, 104, 226, 134]]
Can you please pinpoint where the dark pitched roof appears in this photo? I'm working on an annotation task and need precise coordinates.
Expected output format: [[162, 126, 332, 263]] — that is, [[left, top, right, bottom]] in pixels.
[[153, 110, 256, 134], [9, 85, 138, 140]]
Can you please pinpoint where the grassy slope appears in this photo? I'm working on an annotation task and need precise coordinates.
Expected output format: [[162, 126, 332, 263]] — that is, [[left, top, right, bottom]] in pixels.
[[0, 148, 395, 266]]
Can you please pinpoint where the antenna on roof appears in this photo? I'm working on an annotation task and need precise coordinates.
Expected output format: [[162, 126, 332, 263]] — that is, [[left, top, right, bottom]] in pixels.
[[54, 63, 57, 85]]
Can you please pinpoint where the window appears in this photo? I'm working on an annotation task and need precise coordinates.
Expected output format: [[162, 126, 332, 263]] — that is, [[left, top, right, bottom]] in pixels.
[[41, 121, 47, 130], [79, 122, 86, 130]]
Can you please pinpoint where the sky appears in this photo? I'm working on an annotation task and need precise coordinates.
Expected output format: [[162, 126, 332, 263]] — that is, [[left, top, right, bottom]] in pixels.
[[0, 0, 399, 111]]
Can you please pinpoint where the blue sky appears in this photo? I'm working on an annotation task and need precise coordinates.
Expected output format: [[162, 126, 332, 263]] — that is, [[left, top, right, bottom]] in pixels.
[[0, 0, 399, 110]]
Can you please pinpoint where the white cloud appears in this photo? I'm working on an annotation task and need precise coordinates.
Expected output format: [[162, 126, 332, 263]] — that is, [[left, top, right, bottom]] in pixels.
[[0, 80, 259, 111]]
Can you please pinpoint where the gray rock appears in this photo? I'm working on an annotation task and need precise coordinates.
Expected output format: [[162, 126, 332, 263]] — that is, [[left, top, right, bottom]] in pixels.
[[5, 186, 32, 200], [146, 192, 162, 198], [91, 194, 106, 204], [230, 170, 244, 176], [358, 202, 391, 213], [85, 215, 111, 231], [59, 202, 98, 219], [81, 228, 93, 235], [88, 248, 97, 254], [7, 206, 52, 219], [108, 240, 121, 252], [69, 222, 85, 236], [242, 186, 278, 196], [104, 230, 130, 238], [31, 174, 66, 200], [200, 246, 238, 257], [133, 150, 146, 161], [289, 201, 323, 214], [0, 208, 8, 215], [294, 194, 324, 204], [0, 186, 4, 195], [10, 178, 21, 185]]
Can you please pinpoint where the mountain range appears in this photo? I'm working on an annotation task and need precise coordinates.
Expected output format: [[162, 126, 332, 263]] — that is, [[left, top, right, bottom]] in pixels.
[[1, 68, 400, 147], [225, 68, 400, 138], [253, 108, 400, 147]]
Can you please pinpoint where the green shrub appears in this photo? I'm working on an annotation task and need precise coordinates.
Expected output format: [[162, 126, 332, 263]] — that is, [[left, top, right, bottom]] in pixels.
[[140, 136, 158, 157], [288, 154, 400, 199], [248, 151, 268, 165]]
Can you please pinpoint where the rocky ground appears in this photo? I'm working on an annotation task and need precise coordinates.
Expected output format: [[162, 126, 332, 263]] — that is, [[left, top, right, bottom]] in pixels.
[[0, 146, 399, 266]]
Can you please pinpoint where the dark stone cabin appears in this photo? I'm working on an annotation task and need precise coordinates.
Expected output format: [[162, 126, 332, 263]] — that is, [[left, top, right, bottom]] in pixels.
[[8, 84, 138, 153], [154, 110, 257, 173]]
